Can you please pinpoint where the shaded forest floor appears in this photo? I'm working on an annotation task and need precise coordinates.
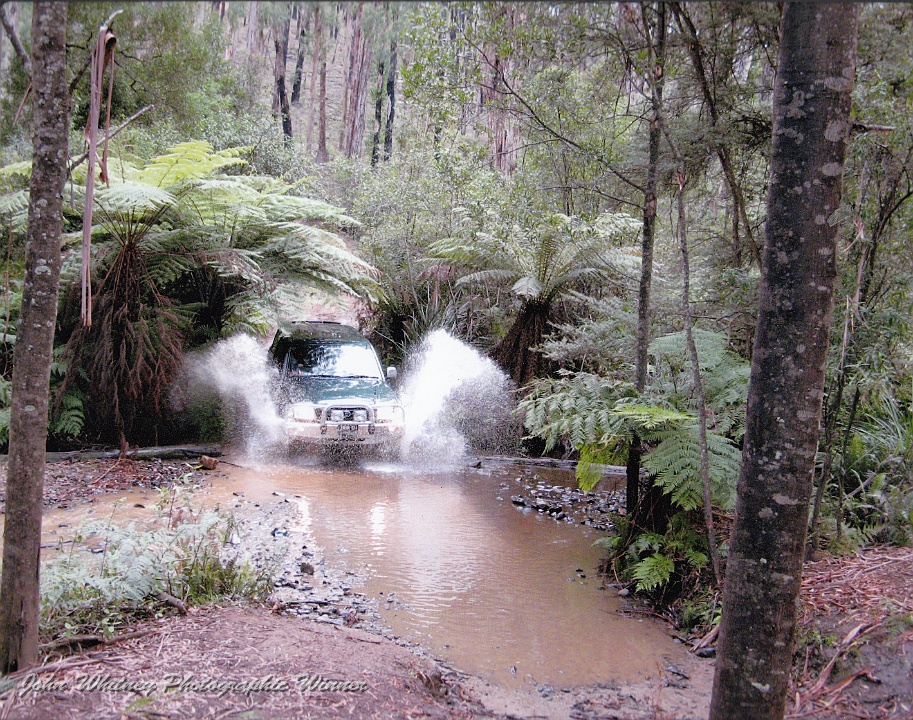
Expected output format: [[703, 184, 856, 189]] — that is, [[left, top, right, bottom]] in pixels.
[[0, 457, 910, 719]]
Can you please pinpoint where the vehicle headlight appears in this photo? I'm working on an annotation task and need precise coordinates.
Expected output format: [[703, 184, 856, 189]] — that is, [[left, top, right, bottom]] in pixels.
[[330, 409, 345, 423], [290, 403, 319, 422], [354, 409, 369, 423], [375, 405, 405, 424]]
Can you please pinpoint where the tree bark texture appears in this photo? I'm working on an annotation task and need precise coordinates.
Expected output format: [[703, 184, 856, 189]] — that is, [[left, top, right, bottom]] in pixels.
[[305, 5, 322, 153], [0, 1, 69, 674], [338, 4, 358, 153], [492, 301, 550, 388], [246, 1, 260, 55], [370, 59, 385, 167], [341, 3, 371, 159], [709, 5, 859, 719], [316, 58, 329, 163]]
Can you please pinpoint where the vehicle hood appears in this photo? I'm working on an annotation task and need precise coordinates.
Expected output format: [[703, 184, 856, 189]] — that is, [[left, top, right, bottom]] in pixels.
[[286, 377, 399, 405]]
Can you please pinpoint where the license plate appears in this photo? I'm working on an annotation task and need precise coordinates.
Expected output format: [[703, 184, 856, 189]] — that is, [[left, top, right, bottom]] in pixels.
[[339, 424, 358, 440]]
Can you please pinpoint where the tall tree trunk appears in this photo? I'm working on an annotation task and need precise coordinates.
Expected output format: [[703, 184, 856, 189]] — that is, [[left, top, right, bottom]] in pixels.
[[627, 1, 667, 535], [274, 16, 293, 140], [338, 4, 358, 152], [341, 3, 371, 159], [370, 60, 385, 167], [305, 5, 322, 153], [383, 27, 397, 161], [0, 1, 69, 674], [315, 58, 329, 163], [246, 1, 260, 55], [290, 5, 308, 104], [709, 5, 859, 719]]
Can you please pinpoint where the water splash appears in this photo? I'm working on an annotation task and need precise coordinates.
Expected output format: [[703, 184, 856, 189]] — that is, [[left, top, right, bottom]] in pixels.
[[186, 334, 285, 460], [398, 330, 518, 467]]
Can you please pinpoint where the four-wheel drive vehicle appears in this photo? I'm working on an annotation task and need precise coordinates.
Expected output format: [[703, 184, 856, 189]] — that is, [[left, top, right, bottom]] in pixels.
[[269, 321, 405, 452]]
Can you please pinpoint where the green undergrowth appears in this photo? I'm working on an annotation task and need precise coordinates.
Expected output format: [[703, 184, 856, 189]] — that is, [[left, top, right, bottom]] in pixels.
[[40, 481, 279, 643]]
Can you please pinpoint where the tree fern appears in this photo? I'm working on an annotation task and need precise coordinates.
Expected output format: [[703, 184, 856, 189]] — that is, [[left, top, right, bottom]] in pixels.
[[52, 141, 378, 444]]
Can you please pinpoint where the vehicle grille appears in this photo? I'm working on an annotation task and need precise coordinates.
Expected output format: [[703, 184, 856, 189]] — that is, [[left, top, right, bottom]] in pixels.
[[325, 406, 371, 423]]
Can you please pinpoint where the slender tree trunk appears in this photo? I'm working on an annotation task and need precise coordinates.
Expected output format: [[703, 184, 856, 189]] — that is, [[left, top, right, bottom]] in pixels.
[[305, 5, 322, 153], [676, 169, 721, 584], [274, 16, 293, 140], [627, 1, 666, 534], [341, 3, 371, 158], [290, 6, 308, 104], [835, 386, 860, 540], [370, 60, 385, 167], [316, 58, 329, 163], [383, 26, 397, 161], [0, 1, 69, 674], [673, 4, 762, 268], [709, 6, 859, 719], [338, 4, 359, 152]]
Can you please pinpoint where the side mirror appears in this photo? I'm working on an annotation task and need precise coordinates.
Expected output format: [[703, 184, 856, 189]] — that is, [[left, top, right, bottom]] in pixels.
[[386, 366, 398, 380]]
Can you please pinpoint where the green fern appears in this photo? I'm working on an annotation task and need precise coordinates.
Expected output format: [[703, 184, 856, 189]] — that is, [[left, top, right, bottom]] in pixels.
[[632, 552, 675, 592], [644, 424, 741, 511], [50, 389, 86, 439]]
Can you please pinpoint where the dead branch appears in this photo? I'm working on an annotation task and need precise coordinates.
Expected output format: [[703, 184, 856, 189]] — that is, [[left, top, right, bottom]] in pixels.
[[38, 628, 156, 652], [68, 104, 155, 173], [154, 591, 188, 615]]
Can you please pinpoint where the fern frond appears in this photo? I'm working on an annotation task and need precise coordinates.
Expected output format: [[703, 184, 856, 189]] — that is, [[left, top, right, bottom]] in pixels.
[[632, 552, 675, 592], [643, 424, 741, 511], [137, 141, 248, 187], [95, 183, 177, 214]]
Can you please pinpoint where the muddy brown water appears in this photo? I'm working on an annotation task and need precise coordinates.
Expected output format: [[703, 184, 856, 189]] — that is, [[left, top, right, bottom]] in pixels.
[[35, 454, 687, 690]]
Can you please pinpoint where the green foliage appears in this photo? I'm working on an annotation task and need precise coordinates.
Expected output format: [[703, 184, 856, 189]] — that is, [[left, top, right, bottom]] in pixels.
[[41, 502, 275, 640], [644, 425, 742, 511], [66, 3, 252, 133], [521, 329, 747, 505], [597, 513, 713, 596], [50, 140, 375, 444], [632, 552, 675, 593]]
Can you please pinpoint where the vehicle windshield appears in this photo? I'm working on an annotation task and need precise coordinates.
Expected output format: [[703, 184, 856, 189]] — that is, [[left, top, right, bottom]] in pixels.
[[285, 342, 382, 379]]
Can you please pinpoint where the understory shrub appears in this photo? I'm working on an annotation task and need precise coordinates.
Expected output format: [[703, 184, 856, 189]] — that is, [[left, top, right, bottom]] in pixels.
[[41, 488, 279, 641]]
